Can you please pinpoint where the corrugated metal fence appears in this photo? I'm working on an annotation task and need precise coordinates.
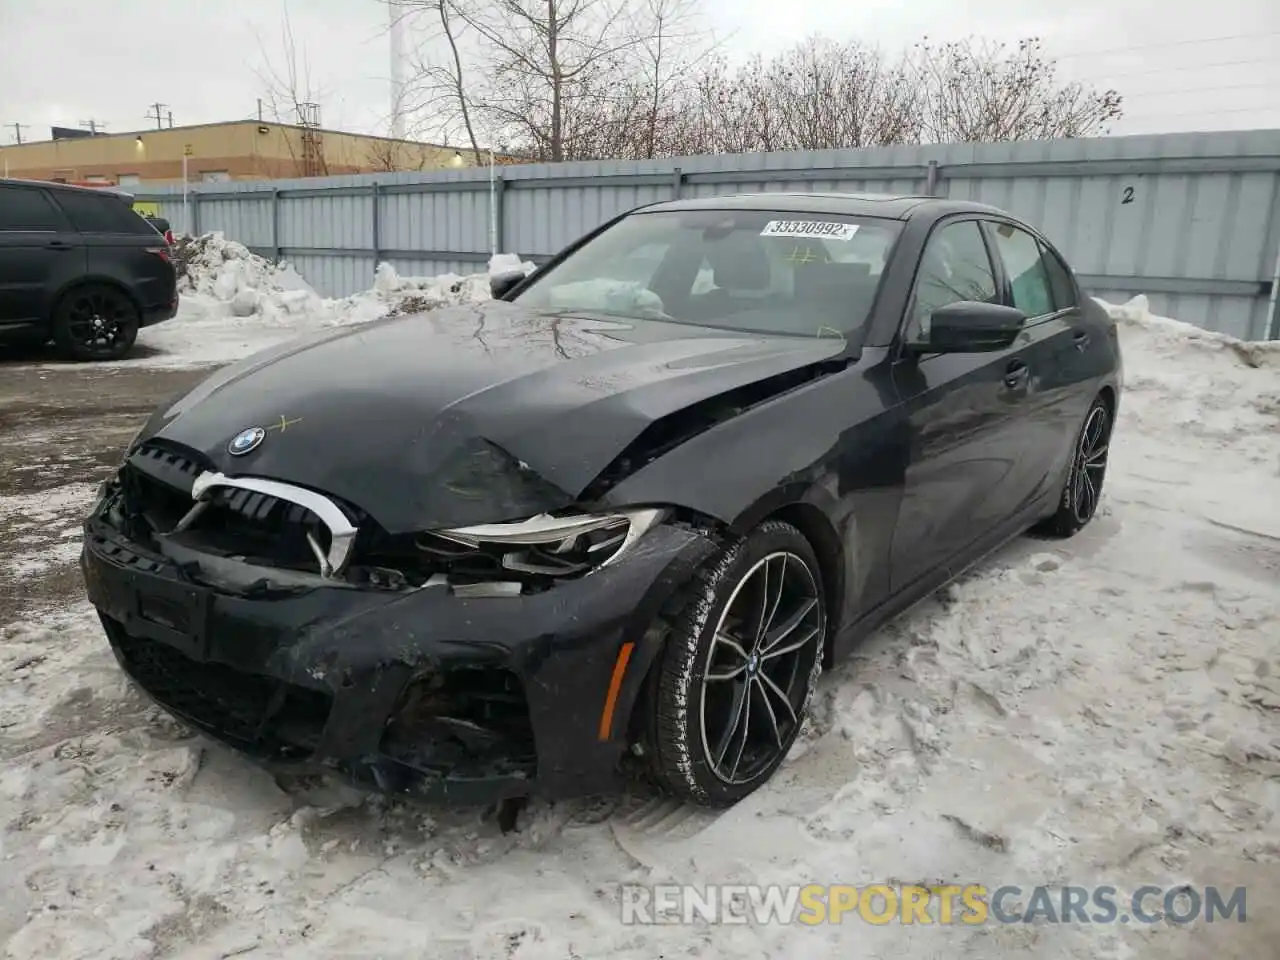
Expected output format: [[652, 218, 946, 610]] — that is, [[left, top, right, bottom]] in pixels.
[[131, 130, 1280, 340]]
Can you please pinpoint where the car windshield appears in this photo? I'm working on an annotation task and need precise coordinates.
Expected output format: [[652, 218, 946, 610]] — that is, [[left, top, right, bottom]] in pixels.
[[510, 209, 902, 338]]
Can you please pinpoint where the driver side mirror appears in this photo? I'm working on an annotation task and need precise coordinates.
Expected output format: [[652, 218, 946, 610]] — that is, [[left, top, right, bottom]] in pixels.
[[907, 301, 1027, 354], [490, 270, 527, 300]]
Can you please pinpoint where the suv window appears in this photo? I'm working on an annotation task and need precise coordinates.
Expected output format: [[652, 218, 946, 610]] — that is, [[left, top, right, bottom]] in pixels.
[[1040, 242, 1078, 310], [50, 190, 157, 236], [907, 220, 998, 340], [989, 222, 1055, 317], [0, 185, 62, 231]]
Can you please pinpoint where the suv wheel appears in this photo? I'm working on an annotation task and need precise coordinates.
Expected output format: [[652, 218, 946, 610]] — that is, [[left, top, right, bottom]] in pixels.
[[52, 284, 140, 361]]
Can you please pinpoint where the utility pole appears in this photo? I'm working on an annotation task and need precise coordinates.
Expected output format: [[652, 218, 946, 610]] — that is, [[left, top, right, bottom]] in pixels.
[[8, 121, 29, 144], [79, 119, 107, 135], [388, 0, 407, 140], [146, 102, 168, 130], [257, 98, 264, 121], [167, 110, 174, 128]]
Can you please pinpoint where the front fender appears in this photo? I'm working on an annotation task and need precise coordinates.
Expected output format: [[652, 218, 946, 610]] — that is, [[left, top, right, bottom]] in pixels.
[[599, 361, 907, 633]]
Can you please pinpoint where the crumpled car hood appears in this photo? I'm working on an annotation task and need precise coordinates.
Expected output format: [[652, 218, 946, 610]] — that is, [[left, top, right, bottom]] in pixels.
[[134, 299, 846, 533]]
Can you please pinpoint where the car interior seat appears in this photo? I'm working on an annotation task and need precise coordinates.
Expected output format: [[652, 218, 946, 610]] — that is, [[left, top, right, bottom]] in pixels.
[[688, 233, 780, 319], [792, 261, 876, 333]]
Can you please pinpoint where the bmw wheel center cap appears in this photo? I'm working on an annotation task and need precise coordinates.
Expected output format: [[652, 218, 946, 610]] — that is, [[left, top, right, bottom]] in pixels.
[[228, 426, 266, 456]]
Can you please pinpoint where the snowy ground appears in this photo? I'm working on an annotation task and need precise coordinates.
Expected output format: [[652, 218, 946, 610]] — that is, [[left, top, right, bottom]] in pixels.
[[1, 241, 1278, 959]]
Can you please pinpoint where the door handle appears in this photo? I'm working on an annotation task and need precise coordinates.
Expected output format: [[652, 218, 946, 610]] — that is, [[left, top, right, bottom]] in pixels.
[[45, 240, 74, 251], [1072, 330, 1090, 351], [1003, 361, 1029, 389]]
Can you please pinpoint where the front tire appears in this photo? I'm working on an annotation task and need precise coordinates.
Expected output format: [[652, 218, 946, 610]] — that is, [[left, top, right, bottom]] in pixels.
[[52, 284, 140, 361], [644, 520, 827, 807], [1035, 395, 1113, 538]]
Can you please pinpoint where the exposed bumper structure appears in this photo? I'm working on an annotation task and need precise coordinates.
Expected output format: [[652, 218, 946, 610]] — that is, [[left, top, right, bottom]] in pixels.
[[80, 468, 714, 805]]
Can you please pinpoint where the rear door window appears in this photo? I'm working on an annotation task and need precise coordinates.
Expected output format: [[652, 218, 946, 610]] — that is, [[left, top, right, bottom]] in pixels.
[[0, 185, 63, 232], [1039, 242, 1078, 311], [50, 190, 157, 235], [988, 222, 1056, 318]]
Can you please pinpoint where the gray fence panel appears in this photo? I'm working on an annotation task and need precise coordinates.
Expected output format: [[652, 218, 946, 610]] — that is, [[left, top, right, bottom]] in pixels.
[[283, 254, 375, 299], [195, 197, 273, 248], [131, 129, 1280, 337], [279, 192, 372, 251]]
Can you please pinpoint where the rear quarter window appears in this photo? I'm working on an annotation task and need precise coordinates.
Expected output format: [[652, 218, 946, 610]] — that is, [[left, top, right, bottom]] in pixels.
[[51, 190, 158, 236]]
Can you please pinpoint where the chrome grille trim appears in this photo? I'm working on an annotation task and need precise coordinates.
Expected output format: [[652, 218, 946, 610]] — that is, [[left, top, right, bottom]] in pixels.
[[189, 472, 358, 577]]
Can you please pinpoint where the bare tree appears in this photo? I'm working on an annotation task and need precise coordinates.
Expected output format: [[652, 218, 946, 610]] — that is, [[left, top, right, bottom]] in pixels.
[[252, 0, 331, 176], [389, 0, 485, 159], [660, 38, 923, 156], [393, 0, 719, 162], [454, 0, 642, 162], [763, 39, 923, 149], [911, 37, 1123, 142], [537, 0, 716, 162], [390, 1, 1122, 162], [626, 0, 718, 158]]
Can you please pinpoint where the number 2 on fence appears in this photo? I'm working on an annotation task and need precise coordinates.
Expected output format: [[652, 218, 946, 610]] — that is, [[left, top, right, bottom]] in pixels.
[[1121, 186, 1135, 205]]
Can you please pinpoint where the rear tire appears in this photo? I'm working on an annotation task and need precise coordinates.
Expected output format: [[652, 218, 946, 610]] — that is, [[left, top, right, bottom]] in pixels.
[[1034, 395, 1113, 538], [51, 284, 140, 361], [643, 520, 827, 807]]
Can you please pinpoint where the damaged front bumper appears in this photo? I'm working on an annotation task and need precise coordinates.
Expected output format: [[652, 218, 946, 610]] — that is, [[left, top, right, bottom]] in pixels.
[[81, 501, 714, 805]]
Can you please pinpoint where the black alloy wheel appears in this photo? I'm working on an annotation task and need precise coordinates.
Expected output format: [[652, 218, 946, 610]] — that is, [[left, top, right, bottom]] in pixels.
[[644, 520, 827, 806], [53, 284, 140, 361], [1071, 403, 1110, 524], [1036, 395, 1113, 538]]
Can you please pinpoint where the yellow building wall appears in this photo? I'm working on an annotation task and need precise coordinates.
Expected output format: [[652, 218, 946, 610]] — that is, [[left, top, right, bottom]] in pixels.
[[0, 122, 496, 185]]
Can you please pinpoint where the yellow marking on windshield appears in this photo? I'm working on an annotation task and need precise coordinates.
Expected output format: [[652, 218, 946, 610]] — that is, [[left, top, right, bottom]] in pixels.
[[267, 415, 303, 432], [784, 245, 819, 264]]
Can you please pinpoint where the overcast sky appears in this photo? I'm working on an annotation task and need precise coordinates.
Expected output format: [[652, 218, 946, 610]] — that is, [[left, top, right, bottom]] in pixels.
[[1, 0, 1277, 145]]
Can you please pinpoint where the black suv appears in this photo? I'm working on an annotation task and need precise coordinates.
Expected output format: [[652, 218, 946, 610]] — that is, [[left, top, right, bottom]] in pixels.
[[0, 179, 178, 361]]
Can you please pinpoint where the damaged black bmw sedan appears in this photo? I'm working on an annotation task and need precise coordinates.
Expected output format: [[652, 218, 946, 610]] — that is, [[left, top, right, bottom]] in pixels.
[[81, 193, 1122, 809]]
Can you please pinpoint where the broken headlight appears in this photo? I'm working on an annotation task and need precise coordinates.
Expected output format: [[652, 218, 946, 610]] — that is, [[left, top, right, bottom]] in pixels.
[[350, 508, 670, 594], [431, 507, 668, 577]]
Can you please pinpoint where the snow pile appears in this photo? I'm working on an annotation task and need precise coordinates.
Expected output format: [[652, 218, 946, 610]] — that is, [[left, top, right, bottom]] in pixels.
[[1096, 295, 1280, 469], [175, 232, 319, 321], [370, 254, 536, 320], [113, 234, 536, 369], [175, 232, 534, 321], [1101, 294, 1280, 370]]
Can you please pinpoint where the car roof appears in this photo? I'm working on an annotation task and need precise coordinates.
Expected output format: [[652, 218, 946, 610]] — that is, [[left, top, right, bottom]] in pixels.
[[639, 191, 1011, 221], [0, 177, 134, 201]]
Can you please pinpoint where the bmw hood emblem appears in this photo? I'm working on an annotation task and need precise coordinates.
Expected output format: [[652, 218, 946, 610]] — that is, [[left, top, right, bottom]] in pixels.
[[228, 426, 266, 456]]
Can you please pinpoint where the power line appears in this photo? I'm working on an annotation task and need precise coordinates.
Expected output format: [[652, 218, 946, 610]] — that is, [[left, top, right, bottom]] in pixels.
[[1050, 30, 1280, 61], [1122, 104, 1280, 121], [79, 119, 107, 134], [1119, 81, 1278, 99], [1071, 56, 1280, 83]]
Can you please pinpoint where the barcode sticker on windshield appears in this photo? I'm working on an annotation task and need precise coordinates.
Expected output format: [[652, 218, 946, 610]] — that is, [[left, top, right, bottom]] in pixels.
[[760, 220, 859, 241]]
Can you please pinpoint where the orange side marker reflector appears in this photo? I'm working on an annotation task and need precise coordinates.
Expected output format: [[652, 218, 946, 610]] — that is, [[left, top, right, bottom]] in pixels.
[[597, 641, 636, 741]]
